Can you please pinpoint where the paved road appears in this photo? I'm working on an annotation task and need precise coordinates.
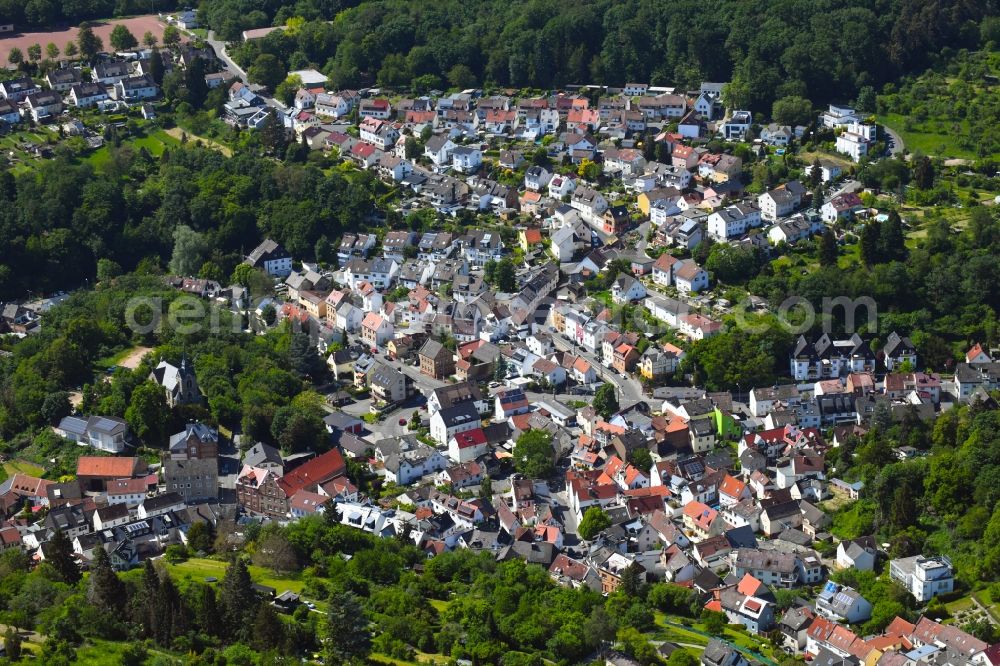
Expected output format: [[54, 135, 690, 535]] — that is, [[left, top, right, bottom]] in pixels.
[[550, 334, 646, 408], [882, 125, 905, 157], [204, 30, 287, 112]]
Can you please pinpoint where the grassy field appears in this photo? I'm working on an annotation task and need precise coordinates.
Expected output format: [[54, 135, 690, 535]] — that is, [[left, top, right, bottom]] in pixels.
[[4, 460, 45, 477], [164, 557, 310, 596], [879, 113, 999, 161], [165, 126, 233, 157], [85, 129, 182, 168]]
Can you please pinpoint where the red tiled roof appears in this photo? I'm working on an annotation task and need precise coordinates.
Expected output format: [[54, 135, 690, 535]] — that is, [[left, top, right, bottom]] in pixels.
[[76, 457, 144, 479], [277, 449, 346, 496], [453, 428, 486, 449]]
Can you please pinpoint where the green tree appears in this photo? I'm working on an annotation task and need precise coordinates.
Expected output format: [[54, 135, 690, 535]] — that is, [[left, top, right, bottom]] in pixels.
[[404, 136, 420, 160], [578, 507, 612, 539], [219, 558, 257, 642], [495, 258, 516, 292], [593, 383, 619, 419], [45, 42, 59, 59], [252, 602, 286, 651], [289, 331, 323, 379], [77, 23, 104, 62], [110, 25, 138, 51], [702, 608, 727, 634], [913, 156, 934, 190], [7, 47, 23, 67], [64, 41, 78, 58], [513, 430, 555, 479], [819, 228, 838, 266], [854, 86, 877, 114], [143, 31, 158, 48], [249, 53, 286, 90], [27, 44, 41, 63], [771, 95, 813, 126], [169, 224, 209, 276], [447, 64, 475, 90], [125, 381, 170, 446], [185, 55, 209, 108], [479, 474, 493, 500], [162, 25, 181, 47], [46, 529, 81, 585], [3, 627, 21, 661], [87, 547, 126, 614], [860, 221, 881, 265], [275, 74, 303, 106], [669, 650, 699, 666], [629, 447, 653, 472], [324, 590, 370, 664], [96, 258, 122, 282], [187, 522, 213, 553]]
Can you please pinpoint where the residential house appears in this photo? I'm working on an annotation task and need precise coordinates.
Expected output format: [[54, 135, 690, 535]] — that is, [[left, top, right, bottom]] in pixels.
[[883, 332, 917, 371], [821, 193, 864, 223], [452, 146, 482, 173], [611, 274, 646, 304], [164, 422, 219, 503], [419, 339, 455, 379], [708, 204, 762, 240], [815, 581, 872, 623], [25, 91, 63, 122], [369, 363, 409, 405], [246, 239, 293, 277], [114, 74, 158, 102], [55, 415, 129, 453], [430, 402, 481, 446], [889, 555, 954, 602], [571, 186, 609, 225], [360, 313, 393, 349]]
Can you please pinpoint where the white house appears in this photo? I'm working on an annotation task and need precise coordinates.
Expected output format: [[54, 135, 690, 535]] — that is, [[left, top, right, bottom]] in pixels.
[[836, 537, 876, 571], [430, 402, 481, 445], [889, 555, 954, 602], [570, 186, 608, 225], [611, 274, 646, 304], [674, 261, 709, 293], [452, 146, 482, 173], [524, 165, 552, 191], [114, 75, 158, 102], [424, 134, 457, 167], [548, 175, 576, 199], [68, 82, 109, 107], [24, 91, 63, 122], [804, 160, 843, 183], [707, 204, 761, 240], [447, 428, 488, 464]]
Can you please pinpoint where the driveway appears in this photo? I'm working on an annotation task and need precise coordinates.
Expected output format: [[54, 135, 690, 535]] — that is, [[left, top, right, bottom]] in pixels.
[[882, 125, 905, 157]]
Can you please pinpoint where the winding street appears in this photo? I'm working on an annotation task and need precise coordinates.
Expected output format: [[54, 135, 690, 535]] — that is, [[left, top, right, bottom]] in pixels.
[[203, 30, 287, 111]]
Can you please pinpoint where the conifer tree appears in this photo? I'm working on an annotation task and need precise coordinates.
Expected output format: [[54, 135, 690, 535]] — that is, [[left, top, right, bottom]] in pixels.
[[46, 529, 81, 585]]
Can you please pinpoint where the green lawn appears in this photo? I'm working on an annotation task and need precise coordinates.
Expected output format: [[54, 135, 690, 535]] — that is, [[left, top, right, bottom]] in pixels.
[[880, 113, 998, 160], [84, 129, 182, 167], [4, 460, 45, 478], [72, 639, 178, 665], [164, 557, 309, 596], [428, 598, 450, 613]]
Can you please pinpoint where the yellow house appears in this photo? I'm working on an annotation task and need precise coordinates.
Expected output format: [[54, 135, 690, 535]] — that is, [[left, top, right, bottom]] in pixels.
[[519, 227, 544, 253], [638, 186, 679, 216]]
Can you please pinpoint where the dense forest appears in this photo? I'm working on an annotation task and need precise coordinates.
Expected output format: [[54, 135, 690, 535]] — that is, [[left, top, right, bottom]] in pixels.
[[202, 0, 996, 112]]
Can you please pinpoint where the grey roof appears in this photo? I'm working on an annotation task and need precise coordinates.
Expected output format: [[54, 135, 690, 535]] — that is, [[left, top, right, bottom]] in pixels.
[[169, 422, 218, 452], [244, 442, 282, 468], [437, 402, 479, 428]]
